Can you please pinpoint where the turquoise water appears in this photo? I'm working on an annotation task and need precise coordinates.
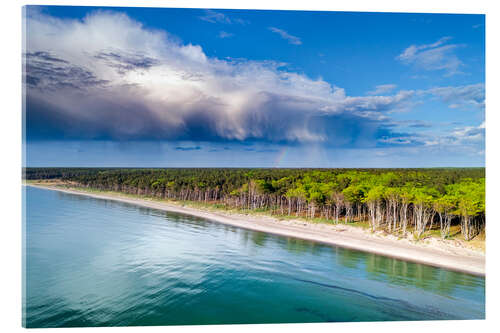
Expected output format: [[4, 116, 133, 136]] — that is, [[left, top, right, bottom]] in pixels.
[[23, 186, 485, 327]]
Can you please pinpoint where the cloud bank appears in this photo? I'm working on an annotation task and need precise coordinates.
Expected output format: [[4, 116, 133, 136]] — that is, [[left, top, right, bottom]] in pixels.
[[24, 10, 483, 152]]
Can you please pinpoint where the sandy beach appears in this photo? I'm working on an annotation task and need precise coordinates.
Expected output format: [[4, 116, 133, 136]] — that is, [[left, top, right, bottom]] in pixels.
[[26, 184, 485, 276]]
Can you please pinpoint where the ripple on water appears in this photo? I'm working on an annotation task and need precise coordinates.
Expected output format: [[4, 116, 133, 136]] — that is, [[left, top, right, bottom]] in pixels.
[[24, 187, 485, 327]]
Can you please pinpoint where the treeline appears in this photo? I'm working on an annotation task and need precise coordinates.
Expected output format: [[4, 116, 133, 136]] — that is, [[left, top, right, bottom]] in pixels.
[[24, 168, 485, 241]]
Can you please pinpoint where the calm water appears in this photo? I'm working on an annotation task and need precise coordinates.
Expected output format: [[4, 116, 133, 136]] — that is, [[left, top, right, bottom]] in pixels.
[[23, 186, 485, 327]]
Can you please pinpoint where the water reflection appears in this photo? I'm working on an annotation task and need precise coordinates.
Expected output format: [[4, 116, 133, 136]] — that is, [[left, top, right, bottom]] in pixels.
[[334, 247, 364, 269], [359, 252, 483, 298], [26, 186, 485, 327], [282, 237, 321, 255], [57, 189, 485, 300]]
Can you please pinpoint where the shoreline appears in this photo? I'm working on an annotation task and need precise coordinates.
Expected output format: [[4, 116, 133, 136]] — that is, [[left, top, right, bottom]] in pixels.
[[26, 184, 485, 277]]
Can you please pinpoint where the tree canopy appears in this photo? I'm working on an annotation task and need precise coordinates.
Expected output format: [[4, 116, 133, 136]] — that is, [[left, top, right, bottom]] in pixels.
[[25, 167, 485, 240]]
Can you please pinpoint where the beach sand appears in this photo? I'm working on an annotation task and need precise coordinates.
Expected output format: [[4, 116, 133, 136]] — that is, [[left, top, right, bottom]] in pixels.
[[26, 184, 485, 276]]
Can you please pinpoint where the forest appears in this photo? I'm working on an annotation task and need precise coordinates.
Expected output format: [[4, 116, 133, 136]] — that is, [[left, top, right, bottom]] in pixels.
[[24, 167, 485, 241]]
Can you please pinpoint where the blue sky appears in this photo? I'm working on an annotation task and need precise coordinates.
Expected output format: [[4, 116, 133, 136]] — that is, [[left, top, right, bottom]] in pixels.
[[24, 6, 485, 167]]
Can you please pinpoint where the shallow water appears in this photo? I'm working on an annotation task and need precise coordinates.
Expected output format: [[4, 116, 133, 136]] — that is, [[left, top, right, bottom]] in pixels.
[[23, 186, 485, 327]]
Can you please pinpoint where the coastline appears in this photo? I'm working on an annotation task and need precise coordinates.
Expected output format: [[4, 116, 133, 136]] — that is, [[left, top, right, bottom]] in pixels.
[[26, 184, 485, 276]]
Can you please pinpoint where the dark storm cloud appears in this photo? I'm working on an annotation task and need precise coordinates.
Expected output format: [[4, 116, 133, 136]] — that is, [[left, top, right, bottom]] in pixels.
[[25, 93, 167, 141], [175, 146, 202, 151], [24, 51, 109, 90], [256, 148, 280, 153], [26, 51, 69, 64], [94, 51, 160, 74], [24, 10, 448, 149], [408, 123, 432, 128]]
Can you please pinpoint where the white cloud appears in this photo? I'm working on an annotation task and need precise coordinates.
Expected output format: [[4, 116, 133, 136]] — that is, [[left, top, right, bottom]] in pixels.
[[24, 10, 453, 149], [396, 37, 465, 76], [268, 27, 302, 45], [218, 31, 234, 39], [367, 84, 397, 95], [422, 83, 485, 110], [199, 9, 247, 25], [420, 122, 485, 148], [199, 9, 231, 24], [452, 122, 485, 139]]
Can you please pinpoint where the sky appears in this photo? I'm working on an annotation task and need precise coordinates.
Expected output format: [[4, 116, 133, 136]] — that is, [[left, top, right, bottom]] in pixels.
[[23, 6, 485, 167]]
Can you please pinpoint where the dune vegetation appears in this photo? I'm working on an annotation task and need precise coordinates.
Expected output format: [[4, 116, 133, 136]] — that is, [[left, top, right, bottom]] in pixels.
[[24, 167, 485, 241]]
